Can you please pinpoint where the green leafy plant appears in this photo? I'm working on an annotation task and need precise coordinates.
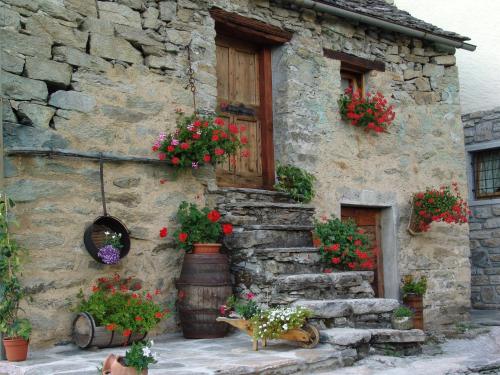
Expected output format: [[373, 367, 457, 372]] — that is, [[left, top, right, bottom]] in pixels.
[[274, 164, 316, 203], [222, 293, 260, 320], [402, 275, 427, 297], [393, 306, 414, 318], [0, 193, 32, 340], [250, 306, 312, 340], [75, 274, 171, 338], [411, 183, 469, 232], [314, 216, 374, 271], [123, 340, 158, 372], [102, 231, 123, 249], [172, 201, 233, 252], [152, 113, 247, 168]]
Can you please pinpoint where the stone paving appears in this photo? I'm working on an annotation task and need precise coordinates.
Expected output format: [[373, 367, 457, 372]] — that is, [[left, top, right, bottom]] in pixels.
[[0, 332, 356, 375], [314, 326, 500, 375]]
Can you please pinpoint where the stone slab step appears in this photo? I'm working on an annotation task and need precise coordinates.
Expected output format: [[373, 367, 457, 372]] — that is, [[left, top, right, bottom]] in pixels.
[[320, 327, 425, 346], [294, 298, 399, 318], [209, 187, 296, 204], [224, 228, 313, 250]]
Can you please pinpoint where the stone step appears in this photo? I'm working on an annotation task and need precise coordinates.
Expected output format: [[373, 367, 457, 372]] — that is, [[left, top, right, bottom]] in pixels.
[[293, 298, 398, 329], [219, 201, 315, 226], [224, 227, 313, 250], [231, 247, 322, 278], [209, 187, 296, 204], [269, 273, 375, 304]]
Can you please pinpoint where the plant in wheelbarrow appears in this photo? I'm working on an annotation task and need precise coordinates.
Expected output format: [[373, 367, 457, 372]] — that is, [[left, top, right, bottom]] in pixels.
[[218, 296, 319, 351], [0, 193, 32, 362]]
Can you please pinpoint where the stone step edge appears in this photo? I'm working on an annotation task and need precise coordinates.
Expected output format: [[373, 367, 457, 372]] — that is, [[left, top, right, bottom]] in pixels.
[[208, 187, 291, 197], [276, 272, 374, 285], [219, 201, 316, 210], [252, 247, 319, 254], [319, 327, 426, 347], [293, 298, 398, 317]]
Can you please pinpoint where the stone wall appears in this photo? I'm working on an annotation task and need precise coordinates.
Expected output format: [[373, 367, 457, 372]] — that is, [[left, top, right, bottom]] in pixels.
[[462, 108, 500, 309], [1, 0, 470, 346]]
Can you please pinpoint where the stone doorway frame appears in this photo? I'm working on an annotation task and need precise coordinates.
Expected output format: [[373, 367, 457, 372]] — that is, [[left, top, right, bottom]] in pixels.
[[339, 188, 400, 300]]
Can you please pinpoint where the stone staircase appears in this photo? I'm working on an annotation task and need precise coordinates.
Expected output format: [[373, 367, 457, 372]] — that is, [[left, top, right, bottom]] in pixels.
[[208, 187, 425, 360]]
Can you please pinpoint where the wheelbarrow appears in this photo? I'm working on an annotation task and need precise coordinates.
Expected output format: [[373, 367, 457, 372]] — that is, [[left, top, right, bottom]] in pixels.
[[216, 317, 320, 351]]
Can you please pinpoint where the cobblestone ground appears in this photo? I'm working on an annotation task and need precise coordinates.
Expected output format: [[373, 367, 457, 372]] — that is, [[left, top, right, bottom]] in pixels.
[[315, 326, 500, 375]]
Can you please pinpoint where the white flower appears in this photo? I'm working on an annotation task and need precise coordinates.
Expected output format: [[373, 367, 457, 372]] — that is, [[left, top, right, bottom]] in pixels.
[[142, 347, 151, 357], [152, 352, 159, 361], [283, 324, 288, 330], [104, 231, 110, 235], [150, 340, 154, 346]]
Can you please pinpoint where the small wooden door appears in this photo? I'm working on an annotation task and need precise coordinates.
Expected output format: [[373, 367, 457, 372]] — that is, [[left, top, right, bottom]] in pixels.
[[341, 206, 384, 297], [215, 36, 274, 189]]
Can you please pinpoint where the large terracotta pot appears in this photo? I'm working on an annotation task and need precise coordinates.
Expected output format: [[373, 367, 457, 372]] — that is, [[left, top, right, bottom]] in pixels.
[[192, 243, 221, 254], [3, 337, 29, 362], [102, 354, 148, 375], [403, 294, 424, 330]]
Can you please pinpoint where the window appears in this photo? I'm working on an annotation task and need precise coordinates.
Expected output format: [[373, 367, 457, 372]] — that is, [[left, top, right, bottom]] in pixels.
[[474, 148, 500, 199], [341, 70, 364, 93]]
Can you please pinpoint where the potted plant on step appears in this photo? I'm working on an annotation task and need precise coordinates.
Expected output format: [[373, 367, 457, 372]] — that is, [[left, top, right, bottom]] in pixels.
[[274, 164, 316, 203], [102, 340, 158, 375], [402, 275, 427, 330], [73, 274, 171, 348], [0, 194, 32, 362], [172, 201, 233, 254], [391, 306, 414, 330]]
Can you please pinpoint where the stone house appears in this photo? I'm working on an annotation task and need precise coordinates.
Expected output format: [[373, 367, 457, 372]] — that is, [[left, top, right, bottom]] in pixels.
[[463, 108, 500, 309], [0, 0, 475, 347]]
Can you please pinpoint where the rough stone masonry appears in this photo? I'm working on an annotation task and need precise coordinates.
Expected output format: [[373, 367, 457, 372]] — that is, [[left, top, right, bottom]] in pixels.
[[1, 0, 470, 347]]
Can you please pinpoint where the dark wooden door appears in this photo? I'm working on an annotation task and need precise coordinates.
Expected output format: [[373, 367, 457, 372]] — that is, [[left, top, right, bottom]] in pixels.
[[341, 206, 384, 297], [215, 36, 274, 189]]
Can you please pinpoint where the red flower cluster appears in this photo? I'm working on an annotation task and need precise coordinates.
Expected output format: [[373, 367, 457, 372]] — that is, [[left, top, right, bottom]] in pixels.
[[412, 182, 470, 232], [338, 88, 395, 133], [152, 114, 250, 169]]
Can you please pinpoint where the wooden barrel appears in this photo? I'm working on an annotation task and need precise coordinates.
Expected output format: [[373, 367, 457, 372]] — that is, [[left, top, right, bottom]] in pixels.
[[403, 294, 424, 330], [176, 253, 232, 339], [72, 312, 147, 348]]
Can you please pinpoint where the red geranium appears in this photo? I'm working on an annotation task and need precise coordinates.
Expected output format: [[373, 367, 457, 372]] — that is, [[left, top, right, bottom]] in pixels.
[[207, 210, 221, 222], [159, 227, 168, 238], [178, 232, 188, 242], [338, 87, 395, 134], [222, 223, 233, 235]]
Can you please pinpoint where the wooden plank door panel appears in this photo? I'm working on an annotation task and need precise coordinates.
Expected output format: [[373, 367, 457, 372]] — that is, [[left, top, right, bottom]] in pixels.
[[341, 207, 384, 297], [215, 36, 268, 189]]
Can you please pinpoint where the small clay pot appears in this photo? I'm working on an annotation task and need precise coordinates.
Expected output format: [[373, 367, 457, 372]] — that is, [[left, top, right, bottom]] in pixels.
[[102, 354, 148, 375], [3, 337, 29, 362], [192, 243, 221, 254], [391, 316, 414, 330]]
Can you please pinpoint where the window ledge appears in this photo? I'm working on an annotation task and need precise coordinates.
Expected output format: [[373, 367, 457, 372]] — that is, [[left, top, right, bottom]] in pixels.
[[469, 198, 500, 207]]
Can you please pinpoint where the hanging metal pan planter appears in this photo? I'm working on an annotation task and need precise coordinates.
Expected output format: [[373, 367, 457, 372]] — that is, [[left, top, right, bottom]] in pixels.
[[83, 157, 130, 264]]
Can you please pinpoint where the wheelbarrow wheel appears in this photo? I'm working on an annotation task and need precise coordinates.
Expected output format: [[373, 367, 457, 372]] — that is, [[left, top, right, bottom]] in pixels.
[[299, 324, 320, 349]]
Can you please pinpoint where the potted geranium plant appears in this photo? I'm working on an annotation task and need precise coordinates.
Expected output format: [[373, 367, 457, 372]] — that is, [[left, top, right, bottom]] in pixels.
[[102, 340, 158, 375], [172, 201, 233, 254], [338, 87, 395, 134], [314, 216, 375, 271], [73, 274, 170, 348], [0, 193, 32, 362], [408, 182, 469, 234], [402, 275, 427, 330], [152, 113, 249, 169], [391, 306, 414, 330]]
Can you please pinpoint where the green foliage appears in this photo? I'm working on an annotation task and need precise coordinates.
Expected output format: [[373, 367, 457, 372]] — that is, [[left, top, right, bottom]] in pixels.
[[75, 275, 170, 335], [314, 216, 374, 271], [124, 340, 158, 372], [173, 201, 224, 252], [250, 306, 312, 340], [224, 295, 260, 320], [0, 193, 31, 339], [393, 306, 414, 318], [402, 275, 427, 297], [153, 113, 243, 168], [102, 231, 123, 249], [274, 164, 316, 203]]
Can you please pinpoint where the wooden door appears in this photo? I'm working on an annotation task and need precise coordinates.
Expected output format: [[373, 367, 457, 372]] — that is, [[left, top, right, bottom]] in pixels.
[[215, 36, 274, 189], [341, 206, 384, 297]]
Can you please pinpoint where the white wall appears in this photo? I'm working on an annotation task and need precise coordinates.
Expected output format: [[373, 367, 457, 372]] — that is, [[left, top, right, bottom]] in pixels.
[[396, 0, 500, 114]]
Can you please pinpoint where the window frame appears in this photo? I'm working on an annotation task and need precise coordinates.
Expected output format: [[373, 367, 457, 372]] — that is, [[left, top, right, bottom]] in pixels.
[[340, 69, 365, 95], [473, 148, 500, 200]]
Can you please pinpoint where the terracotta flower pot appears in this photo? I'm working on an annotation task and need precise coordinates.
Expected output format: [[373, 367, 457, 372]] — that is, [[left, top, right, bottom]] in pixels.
[[193, 243, 221, 254], [3, 337, 29, 362], [102, 354, 148, 375]]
